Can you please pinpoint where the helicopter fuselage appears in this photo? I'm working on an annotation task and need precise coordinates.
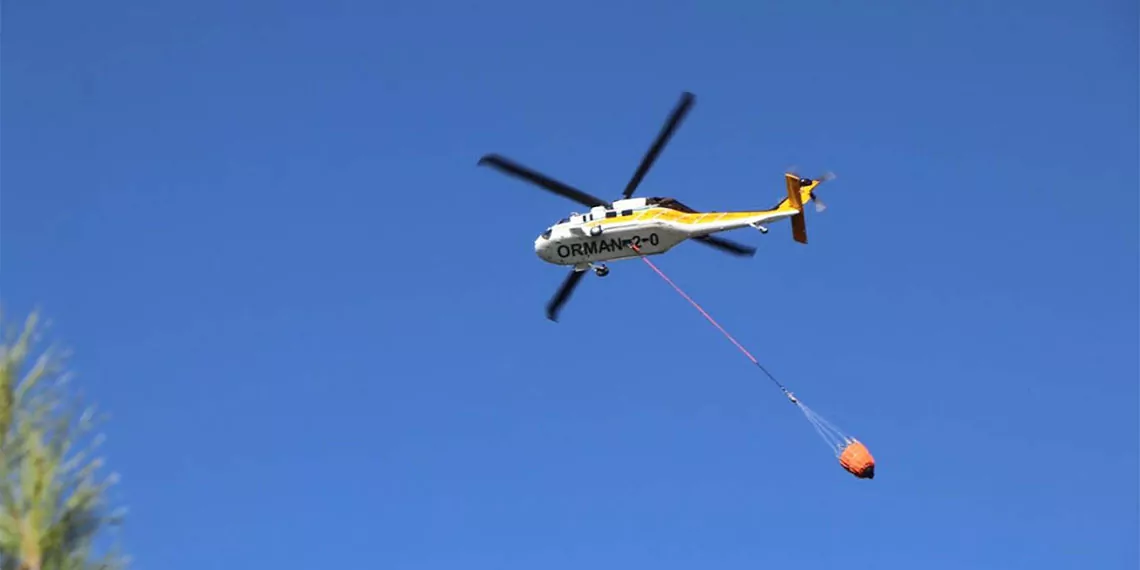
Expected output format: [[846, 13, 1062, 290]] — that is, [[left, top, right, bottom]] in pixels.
[[534, 198, 799, 266]]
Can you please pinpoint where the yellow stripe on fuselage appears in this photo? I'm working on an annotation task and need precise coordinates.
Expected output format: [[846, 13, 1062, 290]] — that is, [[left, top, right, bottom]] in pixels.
[[582, 206, 796, 229]]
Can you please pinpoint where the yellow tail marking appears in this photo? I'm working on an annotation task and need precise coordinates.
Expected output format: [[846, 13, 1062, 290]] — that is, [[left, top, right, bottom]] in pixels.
[[775, 173, 819, 213], [784, 173, 810, 244]]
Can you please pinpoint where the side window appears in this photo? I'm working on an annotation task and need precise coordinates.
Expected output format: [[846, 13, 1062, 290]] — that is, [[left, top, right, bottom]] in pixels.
[[605, 211, 617, 218], [621, 209, 633, 216]]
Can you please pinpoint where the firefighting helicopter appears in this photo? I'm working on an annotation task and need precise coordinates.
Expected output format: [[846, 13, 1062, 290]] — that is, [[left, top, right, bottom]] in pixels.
[[477, 91, 833, 321]]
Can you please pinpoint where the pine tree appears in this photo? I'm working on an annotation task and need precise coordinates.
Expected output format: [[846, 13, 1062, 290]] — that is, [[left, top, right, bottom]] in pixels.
[[0, 310, 127, 570]]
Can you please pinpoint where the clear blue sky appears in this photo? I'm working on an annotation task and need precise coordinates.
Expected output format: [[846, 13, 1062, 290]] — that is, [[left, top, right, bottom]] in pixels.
[[3, 0, 1137, 567]]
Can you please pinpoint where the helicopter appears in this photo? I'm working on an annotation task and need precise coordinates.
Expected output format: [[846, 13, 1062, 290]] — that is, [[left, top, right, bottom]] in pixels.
[[478, 91, 832, 322]]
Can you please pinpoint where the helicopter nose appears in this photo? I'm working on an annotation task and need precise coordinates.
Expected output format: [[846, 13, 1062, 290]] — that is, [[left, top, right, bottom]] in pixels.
[[535, 236, 554, 261]]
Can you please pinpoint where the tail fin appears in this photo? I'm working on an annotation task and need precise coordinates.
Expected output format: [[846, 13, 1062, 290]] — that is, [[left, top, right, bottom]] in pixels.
[[783, 173, 821, 244]]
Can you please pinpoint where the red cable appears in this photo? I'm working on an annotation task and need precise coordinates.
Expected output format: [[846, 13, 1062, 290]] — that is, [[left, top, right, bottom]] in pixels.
[[629, 247, 875, 474], [631, 245, 790, 395], [637, 256, 760, 364]]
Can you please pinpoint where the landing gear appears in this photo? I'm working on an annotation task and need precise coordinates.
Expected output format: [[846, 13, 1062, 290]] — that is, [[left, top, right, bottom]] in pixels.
[[589, 225, 603, 237], [574, 262, 609, 276]]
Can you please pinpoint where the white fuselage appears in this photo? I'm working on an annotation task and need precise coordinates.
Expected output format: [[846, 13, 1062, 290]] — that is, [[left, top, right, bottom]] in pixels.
[[535, 221, 684, 265], [533, 198, 797, 266]]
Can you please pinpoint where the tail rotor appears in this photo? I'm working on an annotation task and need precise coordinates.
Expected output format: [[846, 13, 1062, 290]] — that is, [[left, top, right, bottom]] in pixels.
[[811, 171, 835, 212]]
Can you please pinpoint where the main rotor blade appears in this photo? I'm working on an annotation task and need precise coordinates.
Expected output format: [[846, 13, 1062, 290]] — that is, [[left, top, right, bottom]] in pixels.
[[693, 234, 757, 257], [545, 269, 586, 322], [621, 91, 695, 200], [478, 154, 608, 208]]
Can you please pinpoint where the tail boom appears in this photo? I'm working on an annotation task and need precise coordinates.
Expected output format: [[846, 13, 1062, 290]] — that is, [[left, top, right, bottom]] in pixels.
[[643, 171, 827, 241]]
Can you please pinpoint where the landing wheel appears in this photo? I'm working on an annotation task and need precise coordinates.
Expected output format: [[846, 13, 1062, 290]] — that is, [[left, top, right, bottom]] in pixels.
[[594, 264, 609, 277], [589, 225, 603, 237]]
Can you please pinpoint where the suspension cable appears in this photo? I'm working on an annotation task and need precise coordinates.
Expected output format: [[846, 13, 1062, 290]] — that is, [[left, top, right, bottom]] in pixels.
[[629, 244, 792, 396], [628, 243, 855, 456]]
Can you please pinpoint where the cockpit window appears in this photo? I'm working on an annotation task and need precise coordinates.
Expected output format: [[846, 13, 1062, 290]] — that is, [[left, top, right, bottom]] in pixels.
[[541, 228, 552, 239]]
